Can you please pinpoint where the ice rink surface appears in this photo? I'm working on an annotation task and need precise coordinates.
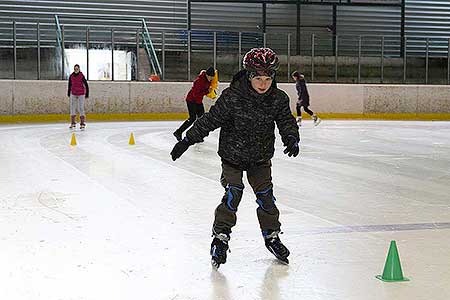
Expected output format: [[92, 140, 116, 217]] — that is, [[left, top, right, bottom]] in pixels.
[[0, 120, 449, 300]]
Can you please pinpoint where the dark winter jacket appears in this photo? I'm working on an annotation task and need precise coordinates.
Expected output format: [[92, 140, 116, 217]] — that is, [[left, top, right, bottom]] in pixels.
[[186, 70, 211, 104], [186, 70, 300, 170], [68, 72, 89, 97], [295, 76, 309, 105]]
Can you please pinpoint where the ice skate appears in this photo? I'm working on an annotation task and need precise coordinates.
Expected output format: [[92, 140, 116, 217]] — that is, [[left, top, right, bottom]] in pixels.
[[296, 117, 302, 127], [80, 116, 86, 130], [313, 115, 321, 127], [69, 115, 77, 130], [263, 230, 290, 264], [210, 232, 230, 269]]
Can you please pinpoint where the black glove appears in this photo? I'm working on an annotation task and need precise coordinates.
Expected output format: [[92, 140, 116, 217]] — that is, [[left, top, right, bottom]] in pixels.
[[170, 137, 193, 161], [283, 135, 300, 157]]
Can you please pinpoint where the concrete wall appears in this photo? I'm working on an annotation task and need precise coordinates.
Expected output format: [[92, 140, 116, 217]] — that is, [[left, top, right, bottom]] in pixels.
[[1, 80, 450, 116]]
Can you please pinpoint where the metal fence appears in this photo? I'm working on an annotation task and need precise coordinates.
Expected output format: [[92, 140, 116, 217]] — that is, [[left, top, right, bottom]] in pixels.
[[1, 21, 450, 84]]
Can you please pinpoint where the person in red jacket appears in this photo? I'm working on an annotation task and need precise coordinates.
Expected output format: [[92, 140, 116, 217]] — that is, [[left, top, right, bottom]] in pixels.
[[173, 67, 215, 141], [67, 64, 89, 130]]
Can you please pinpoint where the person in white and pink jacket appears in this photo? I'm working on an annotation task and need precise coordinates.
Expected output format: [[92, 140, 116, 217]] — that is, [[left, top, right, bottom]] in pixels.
[[67, 64, 89, 130]]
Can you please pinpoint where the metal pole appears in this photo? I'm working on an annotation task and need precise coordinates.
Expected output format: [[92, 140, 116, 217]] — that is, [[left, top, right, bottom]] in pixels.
[[136, 29, 139, 81], [381, 36, 384, 83], [238, 32, 242, 70], [262, 3, 267, 34], [358, 36, 361, 84], [311, 34, 315, 82], [188, 30, 191, 81], [263, 33, 267, 48], [400, 0, 405, 58], [111, 28, 114, 81], [162, 31, 165, 80], [335, 35, 338, 82], [403, 36, 407, 83], [13, 21, 16, 79], [213, 31, 217, 70], [287, 33, 291, 82], [448, 38, 450, 85], [187, 0, 191, 30], [332, 4, 337, 56], [86, 27, 90, 80], [296, 1, 301, 55], [61, 25, 65, 80], [37, 21, 40, 80], [425, 38, 429, 84]]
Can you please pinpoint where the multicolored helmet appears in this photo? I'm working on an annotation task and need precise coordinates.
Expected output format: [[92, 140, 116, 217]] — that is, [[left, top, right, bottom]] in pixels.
[[243, 48, 280, 78]]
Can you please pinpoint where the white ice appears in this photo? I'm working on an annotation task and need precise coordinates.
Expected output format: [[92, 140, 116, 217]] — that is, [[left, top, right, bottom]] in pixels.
[[0, 120, 449, 300]]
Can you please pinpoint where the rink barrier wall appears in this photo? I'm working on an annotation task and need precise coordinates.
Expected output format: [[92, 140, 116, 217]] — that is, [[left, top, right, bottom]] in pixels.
[[1, 80, 450, 122]]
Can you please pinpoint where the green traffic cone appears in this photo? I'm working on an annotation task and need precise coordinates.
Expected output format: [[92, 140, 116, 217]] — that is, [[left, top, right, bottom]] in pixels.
[[376, 240, 410, 282]]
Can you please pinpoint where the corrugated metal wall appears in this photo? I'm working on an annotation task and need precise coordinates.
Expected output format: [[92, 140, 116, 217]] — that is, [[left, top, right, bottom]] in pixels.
[[0, 0, 186, 47], [0, 0, 450, 56], [405, 0, 450, 56]]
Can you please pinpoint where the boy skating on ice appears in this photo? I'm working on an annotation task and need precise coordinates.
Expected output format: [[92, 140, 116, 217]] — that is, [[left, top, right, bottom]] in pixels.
[[170, 48, 300, 268], [291, 71, 321, 127], [67, 64, 89, 130], [173, 67, 216, 141]]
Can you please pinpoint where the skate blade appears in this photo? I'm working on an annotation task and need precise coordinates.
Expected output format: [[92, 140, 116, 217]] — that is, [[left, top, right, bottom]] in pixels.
[[211, 259, 220, 269], [314, 120, 321, 126], [268, 246, 290, 265], [276, 257, 289, 265]]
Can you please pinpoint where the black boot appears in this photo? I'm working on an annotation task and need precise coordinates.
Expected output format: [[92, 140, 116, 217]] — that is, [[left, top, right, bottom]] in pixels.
[[210, 232, 230, 269], [173, 130, 182, 141], [263, 230, 290, 264]]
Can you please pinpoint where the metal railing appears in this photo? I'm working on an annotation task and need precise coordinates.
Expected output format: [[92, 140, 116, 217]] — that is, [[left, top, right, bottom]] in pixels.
[[1, 21, 450, 84]]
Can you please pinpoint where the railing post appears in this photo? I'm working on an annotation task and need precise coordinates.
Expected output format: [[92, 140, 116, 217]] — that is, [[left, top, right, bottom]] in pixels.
[[37, 21, 40, 80], [381, 36, 384, 83], [448, 38, 450, 85], [111, 28, 114, 81], [213, 31, 217, 70], [136, 29, 139, 81], [287, 33, 291, 82], [311, 34, 315, 81], [358, 36, 361, 84], [162, 31, 166, 80], [238, 32, 242, 70], [403, 36, 407, 83], [86, 27, 90, 80], [61, 25, 65, 80], [13, 21, 16, 79], [335, 35, 338, 82], [188, 30, 191, 81], [425, 38, 429, 84]]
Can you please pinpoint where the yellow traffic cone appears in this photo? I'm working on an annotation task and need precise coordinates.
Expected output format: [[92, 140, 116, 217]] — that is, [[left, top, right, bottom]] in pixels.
[[70, 133, 77, 146], [129, 133, 135, 145]]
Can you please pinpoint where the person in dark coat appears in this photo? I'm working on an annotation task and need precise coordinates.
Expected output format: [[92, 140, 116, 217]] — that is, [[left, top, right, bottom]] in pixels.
[[292, 71, 321, 127], [170, 48, 300, 268], [173, 67, 216, 141]]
